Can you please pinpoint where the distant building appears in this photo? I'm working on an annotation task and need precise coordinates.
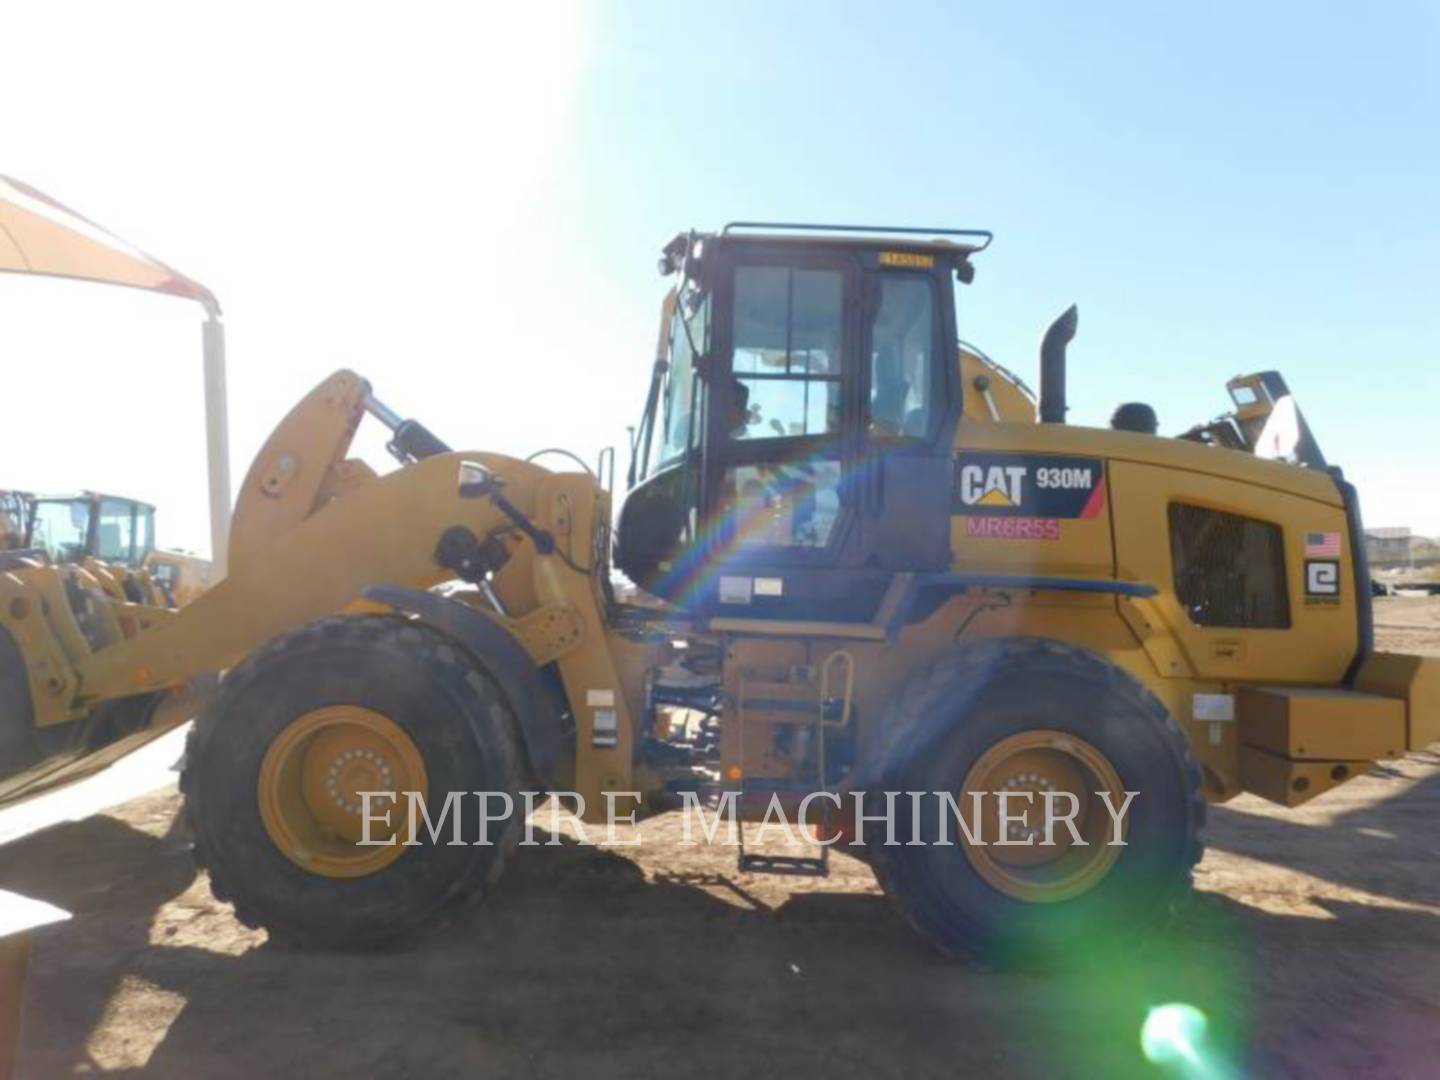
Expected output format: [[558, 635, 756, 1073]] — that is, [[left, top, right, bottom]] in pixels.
[[1366, 527, 1415, 566]]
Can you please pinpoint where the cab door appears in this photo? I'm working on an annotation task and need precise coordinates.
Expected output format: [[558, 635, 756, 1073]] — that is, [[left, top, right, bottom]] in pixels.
[[855, 259, 957, 573], [692, 248, 955, 619], [701, 248, 858, 564]]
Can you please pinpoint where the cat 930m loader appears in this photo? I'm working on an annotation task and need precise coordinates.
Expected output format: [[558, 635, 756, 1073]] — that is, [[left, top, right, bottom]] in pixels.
[[1, 223, 1435, 960]]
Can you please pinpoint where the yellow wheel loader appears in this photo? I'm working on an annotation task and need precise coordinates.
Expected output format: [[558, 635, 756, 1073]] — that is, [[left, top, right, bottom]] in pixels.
[[0, 489, 180, 793], [15, 490, 213, 607], [2, 223, 1436, 961], [2, 489, 211, 612]]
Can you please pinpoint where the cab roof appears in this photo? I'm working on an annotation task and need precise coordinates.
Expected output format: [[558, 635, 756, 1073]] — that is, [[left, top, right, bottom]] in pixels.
[[33, 491, 156, 512], [661, 222, 992, 280]]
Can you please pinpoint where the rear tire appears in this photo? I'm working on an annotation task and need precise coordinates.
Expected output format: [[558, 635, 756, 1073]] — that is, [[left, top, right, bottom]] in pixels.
[[873, 637, 1204, 963], [182, 614, 524, 949]]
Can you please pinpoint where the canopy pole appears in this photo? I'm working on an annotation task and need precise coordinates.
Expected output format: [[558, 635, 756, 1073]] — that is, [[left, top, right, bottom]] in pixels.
[[202, 304, 230, 577]]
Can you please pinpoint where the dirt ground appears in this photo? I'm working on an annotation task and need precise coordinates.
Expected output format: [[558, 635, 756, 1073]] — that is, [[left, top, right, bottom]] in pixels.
[[5, 598, 1440, 1079]]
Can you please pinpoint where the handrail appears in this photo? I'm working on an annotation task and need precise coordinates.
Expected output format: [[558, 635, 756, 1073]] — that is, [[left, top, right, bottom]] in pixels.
[[721, 221, 993, 250]]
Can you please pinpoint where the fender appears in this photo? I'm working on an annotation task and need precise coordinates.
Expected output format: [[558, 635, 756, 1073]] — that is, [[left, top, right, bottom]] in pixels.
[[363, 585, 568, 785]]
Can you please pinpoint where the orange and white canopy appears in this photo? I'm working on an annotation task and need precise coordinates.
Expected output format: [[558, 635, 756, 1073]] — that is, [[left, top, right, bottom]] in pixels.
[[0, 174, 216, 309], [0, 174, 229, 570]]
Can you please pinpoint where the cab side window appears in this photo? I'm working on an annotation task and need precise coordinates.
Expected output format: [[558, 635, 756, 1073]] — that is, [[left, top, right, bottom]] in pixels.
[[97, 498, 137, 564], [868, 275, 935, 438]]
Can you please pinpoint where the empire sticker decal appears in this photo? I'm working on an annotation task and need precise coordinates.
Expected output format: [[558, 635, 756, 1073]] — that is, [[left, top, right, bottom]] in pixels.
[[1305, 559, 1341, 605]]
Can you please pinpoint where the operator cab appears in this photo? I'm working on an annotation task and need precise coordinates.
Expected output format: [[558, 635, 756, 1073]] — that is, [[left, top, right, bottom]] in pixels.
[[25, 492, 157, 568], [618, 223, 989, 619]]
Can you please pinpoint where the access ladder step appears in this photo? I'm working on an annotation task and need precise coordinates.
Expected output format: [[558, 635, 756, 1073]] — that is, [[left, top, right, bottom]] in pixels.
[[737, 852, 830, 878]]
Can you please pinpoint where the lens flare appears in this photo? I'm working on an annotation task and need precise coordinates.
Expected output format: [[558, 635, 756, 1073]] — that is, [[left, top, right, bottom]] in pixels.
[[1141, 1002, 1208, 1069], [653, 437, 894, 609]]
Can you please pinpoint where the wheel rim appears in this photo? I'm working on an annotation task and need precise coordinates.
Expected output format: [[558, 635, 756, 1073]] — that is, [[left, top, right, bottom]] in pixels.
[[958, 729, 1127, 903], [258, 706, 429, 879]]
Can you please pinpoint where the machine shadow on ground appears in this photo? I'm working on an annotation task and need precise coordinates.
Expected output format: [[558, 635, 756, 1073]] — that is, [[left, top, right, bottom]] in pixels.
[[4, 790, 1438, 1079], [1206, 752, 1440, 908]]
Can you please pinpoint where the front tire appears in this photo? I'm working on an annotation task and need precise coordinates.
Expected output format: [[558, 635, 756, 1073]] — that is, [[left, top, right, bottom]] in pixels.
[[0, 625, 40, 777], [874, 637, 1204, 962], [182, 615, 523, 949]]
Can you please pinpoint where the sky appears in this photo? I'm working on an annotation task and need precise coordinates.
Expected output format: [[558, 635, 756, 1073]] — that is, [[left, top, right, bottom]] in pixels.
[[2, 1, 1437, 556]]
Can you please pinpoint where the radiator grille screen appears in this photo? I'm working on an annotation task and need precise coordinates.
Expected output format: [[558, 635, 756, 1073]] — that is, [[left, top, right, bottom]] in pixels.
[[1169, 504, 1290, 628]]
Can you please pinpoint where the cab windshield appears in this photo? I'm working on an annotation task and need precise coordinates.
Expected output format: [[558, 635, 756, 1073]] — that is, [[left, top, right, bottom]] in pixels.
[[649, 288, 709, 476]]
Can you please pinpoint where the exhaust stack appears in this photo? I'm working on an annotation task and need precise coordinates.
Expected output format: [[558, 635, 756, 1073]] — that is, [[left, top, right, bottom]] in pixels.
[[1039, 304, 1078, 424]]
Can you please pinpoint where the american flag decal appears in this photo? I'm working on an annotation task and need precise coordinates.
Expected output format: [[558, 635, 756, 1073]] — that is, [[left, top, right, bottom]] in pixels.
[[1305, 531, 1342, 556]]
